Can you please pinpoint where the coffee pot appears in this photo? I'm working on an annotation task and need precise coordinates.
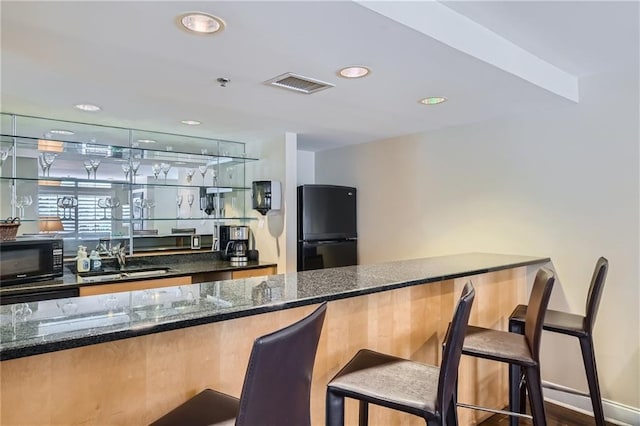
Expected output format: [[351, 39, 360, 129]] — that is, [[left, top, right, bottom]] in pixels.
[[225, 240, 248, 264], [219, 225, 249, 262]]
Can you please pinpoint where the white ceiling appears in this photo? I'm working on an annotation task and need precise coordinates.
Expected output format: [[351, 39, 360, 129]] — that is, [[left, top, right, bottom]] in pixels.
[[1, 1, 638, 152]]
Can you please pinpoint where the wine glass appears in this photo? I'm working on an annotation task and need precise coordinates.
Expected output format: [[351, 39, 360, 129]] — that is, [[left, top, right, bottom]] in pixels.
[[90, 158, 101, 179], [97, 197, 108, 219], [152, 163, 161, 180], [56, 197, 66, 219], [227, 166, 234, 186], [66, 196, 78, 219], [12, 196, 25, 219], [107, 196, 120, 219], [0, 148, 9, 164], [187, 193, 195, 218], [39, 153, 56, 177], [176, 195, 184, 219], [121, 163, 131, 180], [131, 160, 141, 183], [142, 199, 155, 219], [198, 165, 207, 184], [185, 168, 195, 185], [160, 162, 171, 184], [83, 160, 93, 179], [38, 153, 47, 176], [44, 153, 57, 176], [0, 148, 10, 174], [21, 195, 32, 219]]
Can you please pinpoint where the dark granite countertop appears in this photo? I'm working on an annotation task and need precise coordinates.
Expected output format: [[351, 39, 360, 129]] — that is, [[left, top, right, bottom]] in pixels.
[[0, 252, 549, 360], [0, 252, 277, 297]]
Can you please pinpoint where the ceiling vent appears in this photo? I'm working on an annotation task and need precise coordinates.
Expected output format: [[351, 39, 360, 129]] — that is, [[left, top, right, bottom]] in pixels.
[[265, 72, 334, 94]]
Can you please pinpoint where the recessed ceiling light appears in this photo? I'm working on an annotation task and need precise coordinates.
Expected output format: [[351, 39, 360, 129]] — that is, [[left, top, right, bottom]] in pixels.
[[136, 139, 157, 144], [338, 66, 371, 79], [74, 103, 101, 112], [50, 129, 74, 135], [178, 12, 225, 34], [181, 120, 201, 126], [419, 97, 447, 105]]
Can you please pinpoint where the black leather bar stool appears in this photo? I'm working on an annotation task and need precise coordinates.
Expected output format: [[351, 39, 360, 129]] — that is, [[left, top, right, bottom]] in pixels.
[[509, 257, 608, 426], [326, 282, 475, 426], [458, 268, 555, 426], [150, 302, 327, 426]]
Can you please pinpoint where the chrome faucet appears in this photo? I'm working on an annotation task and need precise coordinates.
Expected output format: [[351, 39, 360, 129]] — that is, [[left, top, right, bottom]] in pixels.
[[113, 244, 127, 269], [115, 244, 127, 269]]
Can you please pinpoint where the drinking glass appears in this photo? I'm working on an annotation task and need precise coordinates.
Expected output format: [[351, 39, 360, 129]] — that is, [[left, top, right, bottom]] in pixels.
[[176, 195, 184, 218], [187, 193, 195, 218], [160, 162, 171, 184], [198, 165, 207, 184], [131, 160, 141, 183], [90, 159, 101, 179], [83, 160, 93, 179], [121, 163, 131, 180], [185, 168, 195, 185], [152, 163, 161, 179]]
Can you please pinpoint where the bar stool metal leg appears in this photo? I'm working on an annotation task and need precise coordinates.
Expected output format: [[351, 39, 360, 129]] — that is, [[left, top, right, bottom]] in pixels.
[[509, 364, 523, 426], [524, 365, 546, 426], [358, 401, 369, 426], [326, 389, 345, 426], [580, 335, 605, 426]]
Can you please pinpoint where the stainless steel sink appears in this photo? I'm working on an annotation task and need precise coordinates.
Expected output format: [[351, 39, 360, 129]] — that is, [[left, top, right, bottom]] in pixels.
[[78, 267, 171, 283], [121, 269, 169, 278]]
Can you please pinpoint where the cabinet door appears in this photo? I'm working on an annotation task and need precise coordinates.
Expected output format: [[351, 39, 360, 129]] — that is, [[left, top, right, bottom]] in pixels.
[[231, 266, 277, 279]]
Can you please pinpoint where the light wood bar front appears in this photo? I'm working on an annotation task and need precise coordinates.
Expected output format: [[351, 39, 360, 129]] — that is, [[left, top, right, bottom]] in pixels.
[[0, 267, 526, 425]]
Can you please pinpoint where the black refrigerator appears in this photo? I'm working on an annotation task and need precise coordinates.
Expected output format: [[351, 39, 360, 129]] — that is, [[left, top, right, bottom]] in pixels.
[[297, 184, 357, 271]]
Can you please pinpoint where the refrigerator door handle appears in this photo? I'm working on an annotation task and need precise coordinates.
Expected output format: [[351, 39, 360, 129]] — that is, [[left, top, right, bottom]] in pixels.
[[306, 239, 357, 245]]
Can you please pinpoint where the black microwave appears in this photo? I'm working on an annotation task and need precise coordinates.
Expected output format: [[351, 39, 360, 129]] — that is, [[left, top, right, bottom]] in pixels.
[[0, 238, 64, 286]]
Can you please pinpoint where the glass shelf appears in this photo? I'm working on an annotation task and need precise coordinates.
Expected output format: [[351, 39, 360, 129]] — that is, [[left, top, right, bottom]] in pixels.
[[0, 176, 250, 192], [0, 134, 259, 162], [1, 113, 259, 256]]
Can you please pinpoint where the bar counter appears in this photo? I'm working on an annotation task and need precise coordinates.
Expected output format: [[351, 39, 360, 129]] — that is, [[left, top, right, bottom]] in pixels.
[[0, 252, 549, 425]]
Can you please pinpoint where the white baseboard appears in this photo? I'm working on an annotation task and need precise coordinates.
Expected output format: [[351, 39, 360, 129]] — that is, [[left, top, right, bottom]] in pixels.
[[542, 381, 640, 426]]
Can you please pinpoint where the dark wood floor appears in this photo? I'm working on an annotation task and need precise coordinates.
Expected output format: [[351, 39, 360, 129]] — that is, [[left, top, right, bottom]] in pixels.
[[478, 401, 614, 426]]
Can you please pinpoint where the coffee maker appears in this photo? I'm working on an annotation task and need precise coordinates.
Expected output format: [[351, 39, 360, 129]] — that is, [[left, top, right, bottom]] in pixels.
[[220, 225, 249, 264]]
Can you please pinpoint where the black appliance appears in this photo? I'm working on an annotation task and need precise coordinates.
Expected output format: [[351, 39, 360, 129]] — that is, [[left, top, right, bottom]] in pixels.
[[0, 238, 64, 286], [297, 185, 357, 271], [219, 225, 250, 263]]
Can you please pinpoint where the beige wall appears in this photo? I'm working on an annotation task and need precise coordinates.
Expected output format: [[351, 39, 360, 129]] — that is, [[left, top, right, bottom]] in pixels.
[[246, 134, 297, 273], [315, 70, 640, 412]]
